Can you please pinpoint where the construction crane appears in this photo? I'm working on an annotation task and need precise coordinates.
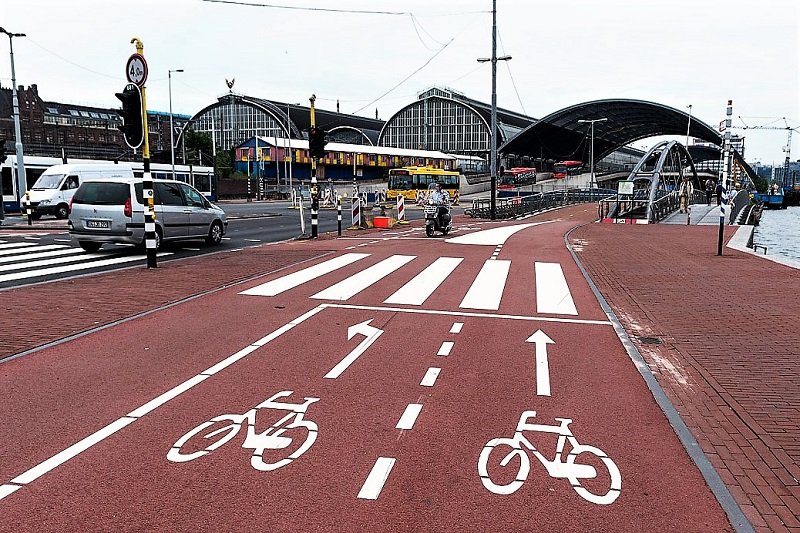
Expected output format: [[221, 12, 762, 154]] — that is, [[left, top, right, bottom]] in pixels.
[[734, 116, 799, 188]]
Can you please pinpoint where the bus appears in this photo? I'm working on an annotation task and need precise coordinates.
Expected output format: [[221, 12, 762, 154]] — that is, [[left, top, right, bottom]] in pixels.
[[553, 160, 583, 179], [1, 155, 216, 213], [386, 166, 461, 201], [500, 166, 537, 188]]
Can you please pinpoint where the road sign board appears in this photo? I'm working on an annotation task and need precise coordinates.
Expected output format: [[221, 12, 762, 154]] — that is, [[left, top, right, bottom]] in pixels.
[[126, 54, 148, 86]]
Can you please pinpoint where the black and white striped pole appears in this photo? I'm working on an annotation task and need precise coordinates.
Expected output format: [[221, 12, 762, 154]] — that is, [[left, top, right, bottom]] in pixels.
[[309, 94, 319, 238], [131, 38, 157, 268], [337, 195, 342, 236]]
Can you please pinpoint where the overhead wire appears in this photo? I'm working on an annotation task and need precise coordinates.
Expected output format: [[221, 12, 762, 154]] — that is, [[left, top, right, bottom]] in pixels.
[[497, 29, 527, 116]]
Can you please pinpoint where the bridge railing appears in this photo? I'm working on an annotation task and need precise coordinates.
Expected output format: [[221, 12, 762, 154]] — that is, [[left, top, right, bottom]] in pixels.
[[467, 189, 614, 219]]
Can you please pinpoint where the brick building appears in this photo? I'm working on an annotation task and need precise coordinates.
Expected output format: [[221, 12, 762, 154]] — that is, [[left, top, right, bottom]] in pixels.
[[0, 83, 188, 162]]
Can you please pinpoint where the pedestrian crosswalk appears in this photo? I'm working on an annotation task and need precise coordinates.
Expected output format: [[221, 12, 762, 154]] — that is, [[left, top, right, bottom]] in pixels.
[[240, 253, 579, 315], [0, 240, 168, 285]]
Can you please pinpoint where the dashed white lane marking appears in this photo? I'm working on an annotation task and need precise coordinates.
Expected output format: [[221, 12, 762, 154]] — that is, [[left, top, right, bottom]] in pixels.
[[437, 341, 454, 356], [240, 253, 369, 297], [459, 259, 511, 311], [420, 367, 441, 387], [396, 404, 423, 430], [358, 458, 396, 500], [535, 262, 578, 315], [311, 255, 415, 301], [383, 257, 463, 306], [450, 322, 463, 334]]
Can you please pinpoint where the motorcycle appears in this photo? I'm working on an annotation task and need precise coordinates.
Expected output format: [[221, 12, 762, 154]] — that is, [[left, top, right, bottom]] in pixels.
[[424, 188, 452, 237]]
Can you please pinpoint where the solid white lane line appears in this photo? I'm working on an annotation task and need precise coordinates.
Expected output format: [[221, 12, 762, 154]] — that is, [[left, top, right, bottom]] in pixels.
[[0, 251, 108, 272], [358, 458, 396, 500], [535, 262, 578, 315], [240, 253, 369, 297], [437, 341, 454, 356], [420, 367, 441, 387], [0, 242, 53, 256], [0, 305, 326, 502], [396, 404, 423, 430], [0, 247, 83, 265], [311, 255, 416, 301], [459, 259, 511, 310], [383, 257, 463, 305], [450, 322, 463, 334], [323, 303, 612, 327], [0, 253, 171, 283], [11, 417, 137, 486]]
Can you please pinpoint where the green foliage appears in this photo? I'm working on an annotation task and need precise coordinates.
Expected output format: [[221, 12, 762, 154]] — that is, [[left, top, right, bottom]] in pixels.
[[183, 130, 213, 165], [215, 149, 234, 180], [753, 175, 768, 193]]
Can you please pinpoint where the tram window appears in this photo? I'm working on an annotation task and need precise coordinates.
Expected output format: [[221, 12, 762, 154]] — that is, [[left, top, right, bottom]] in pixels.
[[2, 167, 12, 196], [194, 174, 210, 191]]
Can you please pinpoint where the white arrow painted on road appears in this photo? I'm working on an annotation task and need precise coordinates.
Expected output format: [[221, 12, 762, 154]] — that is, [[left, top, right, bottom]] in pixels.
[[526, 330, 555, 396], [324, 320, 384, 379]]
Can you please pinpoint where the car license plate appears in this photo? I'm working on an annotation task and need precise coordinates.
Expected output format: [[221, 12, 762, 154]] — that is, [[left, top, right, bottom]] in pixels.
[[86, 220, 109, 229]]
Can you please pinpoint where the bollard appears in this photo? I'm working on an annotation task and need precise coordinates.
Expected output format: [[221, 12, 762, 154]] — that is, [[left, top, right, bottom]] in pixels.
[[299, 194, 306, 236], [717, 204, 725, 256], [337, 196, 342, 236], [351, 196, 361, 228], [396, 194, 405, 222], [24, 192, 32, 225], [247, 177, 252, 203]]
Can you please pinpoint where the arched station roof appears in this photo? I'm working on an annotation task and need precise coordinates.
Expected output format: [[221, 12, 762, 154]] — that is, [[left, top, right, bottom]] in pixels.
[[500, 99, 723, 162]]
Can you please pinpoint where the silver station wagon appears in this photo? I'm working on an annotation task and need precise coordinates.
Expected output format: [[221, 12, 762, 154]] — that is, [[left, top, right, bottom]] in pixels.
[[68, 178, 228, 252]]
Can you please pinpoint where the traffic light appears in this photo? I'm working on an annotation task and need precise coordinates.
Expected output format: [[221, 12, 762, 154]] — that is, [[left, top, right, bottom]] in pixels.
[[115, 84, 143, 149], [0, 141, 7, 164], [308, 127, 327, 159]]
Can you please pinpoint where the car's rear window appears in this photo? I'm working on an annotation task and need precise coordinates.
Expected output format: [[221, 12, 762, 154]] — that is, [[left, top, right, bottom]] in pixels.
[[72, 182, 130, 205]]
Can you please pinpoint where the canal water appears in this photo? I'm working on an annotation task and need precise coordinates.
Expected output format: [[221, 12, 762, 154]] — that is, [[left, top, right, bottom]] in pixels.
[[753, 206, 800, 263]]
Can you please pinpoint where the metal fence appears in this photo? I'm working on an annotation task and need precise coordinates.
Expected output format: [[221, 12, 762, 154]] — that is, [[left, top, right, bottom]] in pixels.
[[467, 189, 615, 219]]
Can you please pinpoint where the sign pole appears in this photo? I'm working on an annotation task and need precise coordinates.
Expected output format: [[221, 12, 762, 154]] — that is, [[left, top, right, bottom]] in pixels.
[[130, 38, 156, 268]]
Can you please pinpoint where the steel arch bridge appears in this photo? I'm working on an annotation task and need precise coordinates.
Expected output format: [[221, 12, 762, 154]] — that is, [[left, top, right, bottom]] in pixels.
[[615, 140, 703, 222]]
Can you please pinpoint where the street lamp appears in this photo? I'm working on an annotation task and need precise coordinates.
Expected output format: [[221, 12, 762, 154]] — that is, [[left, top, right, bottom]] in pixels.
[[577, 117, 607, 189], [1, 27, 27, 206], [168, 69, 184, 179], [477, 0, 511, 220], [686, 104, 692, 148]]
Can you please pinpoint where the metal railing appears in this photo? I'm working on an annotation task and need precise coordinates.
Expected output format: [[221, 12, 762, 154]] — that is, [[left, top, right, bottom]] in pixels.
[[467, 189, 614, 219]]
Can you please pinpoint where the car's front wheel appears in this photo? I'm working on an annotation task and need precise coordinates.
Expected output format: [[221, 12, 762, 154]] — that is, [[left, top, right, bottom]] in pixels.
[[206, 221, 223, 245], [78, 241, 102, 253], [55, 204, 69, 219]]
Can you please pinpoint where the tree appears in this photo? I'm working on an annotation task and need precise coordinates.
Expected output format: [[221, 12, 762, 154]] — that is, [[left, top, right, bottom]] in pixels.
[[183, 129, 212, 165], [215, 149, 234, 180]]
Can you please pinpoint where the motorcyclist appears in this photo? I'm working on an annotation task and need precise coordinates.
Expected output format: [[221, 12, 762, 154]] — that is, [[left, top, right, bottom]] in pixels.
[[428, 182, 451, 229]]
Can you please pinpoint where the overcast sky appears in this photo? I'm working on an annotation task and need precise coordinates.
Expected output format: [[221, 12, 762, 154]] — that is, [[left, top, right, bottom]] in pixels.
[[2, 0, 798, 163]]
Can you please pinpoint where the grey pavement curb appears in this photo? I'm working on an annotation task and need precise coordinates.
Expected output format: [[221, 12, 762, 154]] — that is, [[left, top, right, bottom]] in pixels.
[[564, 222, 754, 533]]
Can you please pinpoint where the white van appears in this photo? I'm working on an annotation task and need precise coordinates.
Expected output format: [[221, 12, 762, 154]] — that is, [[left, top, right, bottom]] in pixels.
[[27, 163, 134, 219]]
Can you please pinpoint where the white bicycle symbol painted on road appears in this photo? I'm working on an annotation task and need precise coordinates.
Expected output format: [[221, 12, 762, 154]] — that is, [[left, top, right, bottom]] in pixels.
[[477, 411, 622, 505], [167, 390, 319, 471]]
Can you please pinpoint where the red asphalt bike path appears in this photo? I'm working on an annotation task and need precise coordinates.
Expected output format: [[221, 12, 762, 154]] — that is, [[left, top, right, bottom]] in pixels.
[[0, 211, 732, 531]]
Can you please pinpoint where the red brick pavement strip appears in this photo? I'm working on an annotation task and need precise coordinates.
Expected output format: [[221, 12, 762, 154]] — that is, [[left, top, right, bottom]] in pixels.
[[0, 244, 334, 361], [571, 222, 800, 532]]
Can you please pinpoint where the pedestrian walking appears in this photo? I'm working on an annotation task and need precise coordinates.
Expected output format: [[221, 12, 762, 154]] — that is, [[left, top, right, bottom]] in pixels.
[[704, 178, 714, 205], [678, 177, 693, 213]]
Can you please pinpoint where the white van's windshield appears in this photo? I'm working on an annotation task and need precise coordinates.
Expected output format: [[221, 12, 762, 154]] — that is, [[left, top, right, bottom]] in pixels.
[[33, 174, 65, 190]]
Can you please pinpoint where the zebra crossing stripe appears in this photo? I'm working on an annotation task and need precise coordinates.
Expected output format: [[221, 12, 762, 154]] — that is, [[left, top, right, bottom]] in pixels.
[[0, 251, 112, 273], [240, 253, 370, 297], [383, 257, 463, 305], [311, 255, 416, 301], [0, 243, 51, 256], [459, 260, 511, 310], [0, 247, 83, 265], [535, 262, 578, 315], [0, 253, 171, 284]]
